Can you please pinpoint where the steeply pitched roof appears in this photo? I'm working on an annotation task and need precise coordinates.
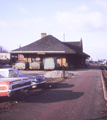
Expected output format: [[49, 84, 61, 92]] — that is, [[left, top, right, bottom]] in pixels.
[[11, 35, 90, 57], [11, 35, 76, 54]]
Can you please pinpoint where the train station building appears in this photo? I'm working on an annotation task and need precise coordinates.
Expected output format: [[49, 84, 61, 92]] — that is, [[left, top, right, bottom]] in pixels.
[[10, 33, 90, 69]]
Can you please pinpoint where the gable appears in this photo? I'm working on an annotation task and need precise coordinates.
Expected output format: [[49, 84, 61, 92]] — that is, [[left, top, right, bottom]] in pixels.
[[63, 40, 83, 52]]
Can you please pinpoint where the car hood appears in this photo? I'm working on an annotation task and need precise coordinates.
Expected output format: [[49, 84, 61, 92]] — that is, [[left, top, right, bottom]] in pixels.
[[19, 74, 43, 79]]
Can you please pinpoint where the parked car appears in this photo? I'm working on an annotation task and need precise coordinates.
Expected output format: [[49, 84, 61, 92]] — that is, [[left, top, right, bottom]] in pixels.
[[0, 68, 46, 88], [85, 62, 90, 67], [3, 64, 11, 68], [0, 64, 3, 68], [0, 75, 32, 97]]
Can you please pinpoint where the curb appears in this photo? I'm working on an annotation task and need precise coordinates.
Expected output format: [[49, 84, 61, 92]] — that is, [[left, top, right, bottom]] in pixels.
[[101, 70, 107, 106]]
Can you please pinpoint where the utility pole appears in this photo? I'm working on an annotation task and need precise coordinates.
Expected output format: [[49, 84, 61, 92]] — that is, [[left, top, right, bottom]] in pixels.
[[63, 33, 65, 42]]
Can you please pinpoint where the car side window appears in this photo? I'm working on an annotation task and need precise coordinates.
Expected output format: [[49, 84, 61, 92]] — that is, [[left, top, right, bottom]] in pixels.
[[9, 70, 18, 77], [0, 71, 6, 77]]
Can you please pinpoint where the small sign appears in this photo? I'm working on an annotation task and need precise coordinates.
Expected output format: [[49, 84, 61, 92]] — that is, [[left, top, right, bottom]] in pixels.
[[37, 52, 46, 55]]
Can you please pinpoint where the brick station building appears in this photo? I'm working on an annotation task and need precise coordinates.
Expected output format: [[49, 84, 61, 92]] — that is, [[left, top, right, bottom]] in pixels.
[[10, 33, 90, 69]]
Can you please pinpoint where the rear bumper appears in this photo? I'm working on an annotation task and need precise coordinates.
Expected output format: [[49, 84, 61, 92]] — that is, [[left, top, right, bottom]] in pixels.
[[0, 89, 13, 97], [0, 91, 9, 97], [0, 84, 32, 97]]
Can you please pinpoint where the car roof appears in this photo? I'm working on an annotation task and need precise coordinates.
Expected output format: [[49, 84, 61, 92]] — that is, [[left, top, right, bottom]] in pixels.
[[0, 68, 16, 71], [0, 77, 29, 82]]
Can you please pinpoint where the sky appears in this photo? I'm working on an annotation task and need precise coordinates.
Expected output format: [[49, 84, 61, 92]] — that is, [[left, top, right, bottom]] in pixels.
[[0, 0, 107, 61]]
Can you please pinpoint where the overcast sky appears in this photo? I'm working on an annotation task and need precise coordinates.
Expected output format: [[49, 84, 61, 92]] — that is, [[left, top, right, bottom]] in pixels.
[[0, 0, 107, 60]]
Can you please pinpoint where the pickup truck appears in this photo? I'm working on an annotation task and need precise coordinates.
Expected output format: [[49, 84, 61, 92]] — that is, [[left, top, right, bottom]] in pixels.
[[0, 68, 46, 88], [0, 74, 32, 97]]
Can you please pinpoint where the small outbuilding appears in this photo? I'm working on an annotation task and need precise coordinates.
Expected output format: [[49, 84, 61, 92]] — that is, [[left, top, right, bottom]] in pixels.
[[10, 34, 90, 69]]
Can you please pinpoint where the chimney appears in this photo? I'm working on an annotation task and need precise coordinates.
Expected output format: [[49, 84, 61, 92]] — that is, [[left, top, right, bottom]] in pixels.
[[41, 33, 47, 38]]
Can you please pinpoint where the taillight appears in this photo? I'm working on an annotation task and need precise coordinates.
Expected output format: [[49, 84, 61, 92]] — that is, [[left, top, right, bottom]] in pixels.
[[0, 86, 8, 90], [0, 81, 10, 92]]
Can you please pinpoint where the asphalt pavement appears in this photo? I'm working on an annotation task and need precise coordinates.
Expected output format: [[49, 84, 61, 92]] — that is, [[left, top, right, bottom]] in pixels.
[[0, 65, 107, 120]]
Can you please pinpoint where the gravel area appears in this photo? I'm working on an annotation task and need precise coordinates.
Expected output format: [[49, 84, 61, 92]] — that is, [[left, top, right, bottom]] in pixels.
[[20, 70, 77, 78]]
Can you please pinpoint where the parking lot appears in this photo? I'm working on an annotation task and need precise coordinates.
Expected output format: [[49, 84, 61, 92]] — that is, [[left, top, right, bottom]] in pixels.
[[0, 65, 107, 120]]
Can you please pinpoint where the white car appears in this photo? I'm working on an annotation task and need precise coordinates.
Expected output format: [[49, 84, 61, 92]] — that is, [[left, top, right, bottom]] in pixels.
[[0, 74, 32, 97], [0, 68, 46, 88]]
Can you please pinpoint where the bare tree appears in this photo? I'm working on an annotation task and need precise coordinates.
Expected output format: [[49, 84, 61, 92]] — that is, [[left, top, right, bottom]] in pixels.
[[0, 46, 8, 53]]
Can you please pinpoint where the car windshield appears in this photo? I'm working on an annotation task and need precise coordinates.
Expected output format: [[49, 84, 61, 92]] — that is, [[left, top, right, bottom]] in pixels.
[[14, 69, 23, 75], [9, 69, 23, 77]]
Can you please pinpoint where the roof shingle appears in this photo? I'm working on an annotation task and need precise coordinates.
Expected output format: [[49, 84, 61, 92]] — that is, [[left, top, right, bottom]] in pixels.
[[12, 35, 76, 53], [11, 35, 90, 57]]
